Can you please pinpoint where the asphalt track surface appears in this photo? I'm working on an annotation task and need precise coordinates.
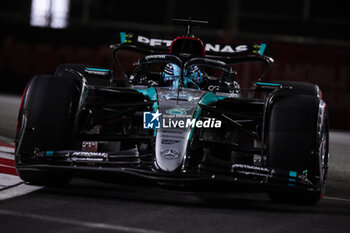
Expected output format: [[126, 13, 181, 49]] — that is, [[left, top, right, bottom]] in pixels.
[[1, 94, 350, 233]]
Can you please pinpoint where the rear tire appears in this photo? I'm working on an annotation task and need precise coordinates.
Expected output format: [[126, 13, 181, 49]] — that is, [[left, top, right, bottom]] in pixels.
[[15, 75, 78, 185]]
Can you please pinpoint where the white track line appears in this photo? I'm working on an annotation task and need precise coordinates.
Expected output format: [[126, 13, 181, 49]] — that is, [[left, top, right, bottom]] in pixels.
[[0, 208, 163, 233], [0, 146, 15, 154], [0, 183, 39, 200], [0, 148, 20, 189], [324, 196, 350, 202], [0, 151, 14, 160], [0, 173, 22, 190]]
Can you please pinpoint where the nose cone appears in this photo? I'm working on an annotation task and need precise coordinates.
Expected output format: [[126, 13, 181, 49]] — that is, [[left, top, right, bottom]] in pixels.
[[155, 127, 191, 172], [153, 87, 205, 172]]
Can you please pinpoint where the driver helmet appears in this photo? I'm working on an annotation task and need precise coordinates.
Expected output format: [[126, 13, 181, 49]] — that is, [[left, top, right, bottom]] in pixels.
[[162, 63, 181, 89], [185, 65, 203, 85], [162, 63, 203, 89]]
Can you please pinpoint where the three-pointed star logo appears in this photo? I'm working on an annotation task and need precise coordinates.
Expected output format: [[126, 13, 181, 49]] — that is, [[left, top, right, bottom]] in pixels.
[[150, 110, 162, 122]]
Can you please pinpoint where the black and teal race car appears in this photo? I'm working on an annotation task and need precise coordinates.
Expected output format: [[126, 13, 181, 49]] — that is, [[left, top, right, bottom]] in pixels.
[[15, 19, 329, 205]]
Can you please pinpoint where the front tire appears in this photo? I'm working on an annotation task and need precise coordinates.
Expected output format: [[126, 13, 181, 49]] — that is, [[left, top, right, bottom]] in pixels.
[[267, 81, 328, 205], [15, 75, 78, 185]]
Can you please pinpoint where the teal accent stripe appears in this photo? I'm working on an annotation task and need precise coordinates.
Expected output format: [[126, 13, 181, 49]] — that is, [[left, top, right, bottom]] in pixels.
[[217, 96, 227, 100], [289, 171, 297, 177], [136, 87, 158, 110], [258, 43, 266, 55], [46, 151, 54, 157], [85, 67, 110, 72], [256, 82, 281, 87], [199, 92, 226, 105], [120, 32, 126, 43]]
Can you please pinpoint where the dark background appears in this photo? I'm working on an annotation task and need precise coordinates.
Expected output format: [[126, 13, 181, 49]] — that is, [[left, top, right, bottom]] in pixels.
[[1, 0, 349, 129]]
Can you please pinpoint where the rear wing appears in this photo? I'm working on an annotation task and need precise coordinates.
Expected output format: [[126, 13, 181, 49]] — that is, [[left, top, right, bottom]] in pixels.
[[110, 32, 274, 79], [111, 32, 274, 65]]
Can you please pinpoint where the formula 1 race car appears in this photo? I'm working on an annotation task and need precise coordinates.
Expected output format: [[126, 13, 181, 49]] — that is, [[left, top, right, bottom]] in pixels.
[[15, 19, 329, 204]]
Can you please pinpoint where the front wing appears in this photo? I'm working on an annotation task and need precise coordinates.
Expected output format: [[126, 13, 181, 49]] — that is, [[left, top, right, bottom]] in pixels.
[[16, 149, 321, 194]]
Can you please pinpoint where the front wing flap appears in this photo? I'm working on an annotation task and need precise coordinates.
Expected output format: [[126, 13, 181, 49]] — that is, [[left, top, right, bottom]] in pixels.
[[17, 149, 320, 194]]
